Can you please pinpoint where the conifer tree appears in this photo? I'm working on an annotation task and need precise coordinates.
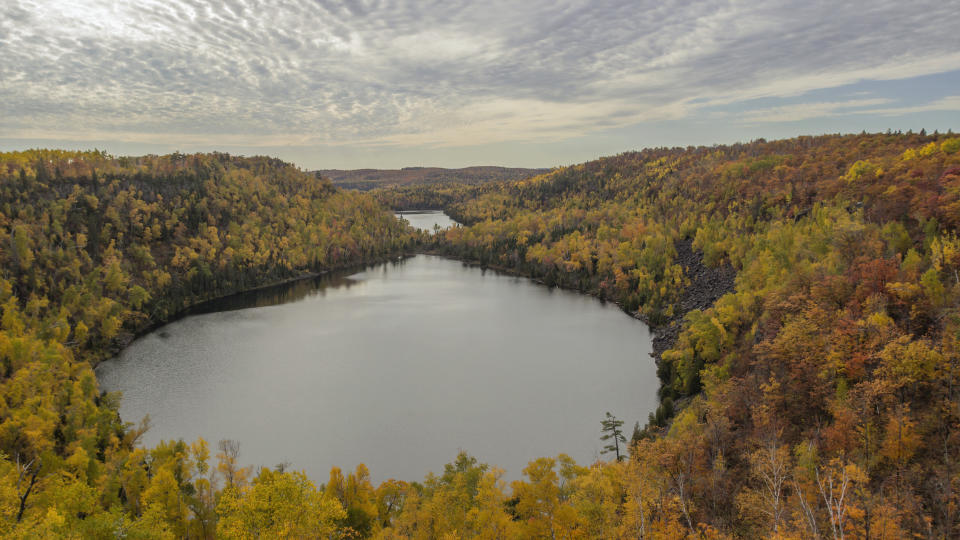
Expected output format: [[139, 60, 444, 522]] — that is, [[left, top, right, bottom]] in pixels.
[[601, 412, 626, 462]]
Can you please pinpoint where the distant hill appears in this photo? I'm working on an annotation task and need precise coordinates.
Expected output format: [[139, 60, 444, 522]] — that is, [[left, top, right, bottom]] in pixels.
[[316, 166, 549, 190]]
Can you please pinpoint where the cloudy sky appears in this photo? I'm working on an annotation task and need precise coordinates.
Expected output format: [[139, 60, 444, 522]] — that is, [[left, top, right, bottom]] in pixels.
[[2, 0, 959, 169]]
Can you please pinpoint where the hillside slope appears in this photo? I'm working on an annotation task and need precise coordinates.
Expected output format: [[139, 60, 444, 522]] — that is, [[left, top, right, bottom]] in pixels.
[[0, 150, 414, 537], [317, 165, 548, 190], [396, 132, 960, 538], [2, 133, 959, 538]]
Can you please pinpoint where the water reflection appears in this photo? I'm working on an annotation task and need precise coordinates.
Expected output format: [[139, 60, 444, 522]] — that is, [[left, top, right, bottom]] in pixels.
[[183, 258, 415, 316]]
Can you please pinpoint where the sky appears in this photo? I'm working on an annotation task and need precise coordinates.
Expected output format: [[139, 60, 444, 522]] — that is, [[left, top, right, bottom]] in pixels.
[[1, 0, 959, 170]]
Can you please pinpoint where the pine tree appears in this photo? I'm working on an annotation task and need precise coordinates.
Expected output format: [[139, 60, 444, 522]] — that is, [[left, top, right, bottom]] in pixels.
[[631, 421, 643, 447], [600, 412, 626, 462]]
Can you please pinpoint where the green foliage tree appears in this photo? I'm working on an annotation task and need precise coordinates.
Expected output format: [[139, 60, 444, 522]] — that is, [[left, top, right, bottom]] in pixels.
[[601, 412, 626, 462]]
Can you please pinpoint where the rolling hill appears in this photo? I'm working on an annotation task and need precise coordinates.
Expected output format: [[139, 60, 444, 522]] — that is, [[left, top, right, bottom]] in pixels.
[[316, 165, 549, 190]]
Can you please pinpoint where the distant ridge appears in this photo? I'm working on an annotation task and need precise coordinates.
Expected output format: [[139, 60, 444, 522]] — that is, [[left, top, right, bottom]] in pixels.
[[316, 165, 549, 190]]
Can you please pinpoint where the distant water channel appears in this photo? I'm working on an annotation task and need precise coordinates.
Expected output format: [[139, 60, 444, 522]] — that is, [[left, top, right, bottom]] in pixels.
[[395, 209, 458, 233], [97, 245, 657, 484]]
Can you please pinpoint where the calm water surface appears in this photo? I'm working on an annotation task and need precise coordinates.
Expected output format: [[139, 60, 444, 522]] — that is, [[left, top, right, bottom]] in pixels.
[[395, 210, 458, 233], [97, 255, 657, 482]]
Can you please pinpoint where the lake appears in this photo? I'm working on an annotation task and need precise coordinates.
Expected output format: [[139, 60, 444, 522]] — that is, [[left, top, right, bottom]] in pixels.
[[395, 209, 458, 233], [96, 254, 657, 483]]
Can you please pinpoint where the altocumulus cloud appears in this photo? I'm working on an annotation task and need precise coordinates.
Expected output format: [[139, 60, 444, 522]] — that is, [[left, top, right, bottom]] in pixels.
[[1, 0, 959, 163]]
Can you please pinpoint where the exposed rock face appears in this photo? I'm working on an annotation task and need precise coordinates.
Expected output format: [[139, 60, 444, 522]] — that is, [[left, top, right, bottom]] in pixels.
[[650, 238, 737, 363]]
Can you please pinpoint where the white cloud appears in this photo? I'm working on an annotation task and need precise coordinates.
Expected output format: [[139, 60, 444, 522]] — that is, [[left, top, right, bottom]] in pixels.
[[859, 96, 960, 116], [734, 98, 893, 123], [1, 0, 959, 154], [730, 96, 960, 125]]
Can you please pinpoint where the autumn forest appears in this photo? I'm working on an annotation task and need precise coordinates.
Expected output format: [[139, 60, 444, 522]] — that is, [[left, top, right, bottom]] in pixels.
[[2, 131, 960, 538]]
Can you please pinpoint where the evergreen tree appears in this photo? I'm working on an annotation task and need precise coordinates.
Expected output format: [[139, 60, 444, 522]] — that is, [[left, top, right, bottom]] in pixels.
[[631, 421, 643, 447], [600, 412, 626, 462]]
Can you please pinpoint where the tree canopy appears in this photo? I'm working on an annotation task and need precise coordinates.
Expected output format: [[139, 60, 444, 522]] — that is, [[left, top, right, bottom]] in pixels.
[[2, 132, 960, 538]]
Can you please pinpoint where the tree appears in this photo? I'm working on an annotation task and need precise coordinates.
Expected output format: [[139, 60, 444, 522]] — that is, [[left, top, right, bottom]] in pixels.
[[737, 437, 789, 535], [511, 456, 579, 539], [817, 458, 867, 540], [216, 468, 344, 539], [464, 468, 521, 539], [601, 412, 626, 462], [631, 421, 643, 447], [217, 440, 250, 490]]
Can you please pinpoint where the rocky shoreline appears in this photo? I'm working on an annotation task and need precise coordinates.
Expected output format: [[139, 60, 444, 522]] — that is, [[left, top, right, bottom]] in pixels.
[[425, 238, 736, 366]]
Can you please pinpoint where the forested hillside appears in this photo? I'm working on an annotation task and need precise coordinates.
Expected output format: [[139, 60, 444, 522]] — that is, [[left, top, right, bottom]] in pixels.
[[2, 133, 959, 538], [0, 150, 414, 537], [317, 166, 548, 191], [391, 132, 960, 538]]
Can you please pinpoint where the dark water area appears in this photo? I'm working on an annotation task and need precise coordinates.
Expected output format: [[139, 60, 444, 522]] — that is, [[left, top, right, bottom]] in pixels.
[[177, 272, 362, 318], [395, 209, 458, 233], [96, 255, 657, 483]]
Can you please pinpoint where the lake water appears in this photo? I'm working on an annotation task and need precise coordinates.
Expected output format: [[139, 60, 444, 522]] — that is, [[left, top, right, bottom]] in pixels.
[[395, 210, 458, 233], [96, 255, 657, 483]]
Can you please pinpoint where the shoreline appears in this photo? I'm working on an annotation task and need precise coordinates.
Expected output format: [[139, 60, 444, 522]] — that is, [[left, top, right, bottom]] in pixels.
[[101, 234, 735, 434], [419, 241, 736, 368], [99, 250, 416, 365]]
